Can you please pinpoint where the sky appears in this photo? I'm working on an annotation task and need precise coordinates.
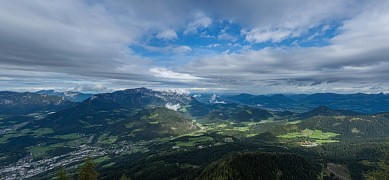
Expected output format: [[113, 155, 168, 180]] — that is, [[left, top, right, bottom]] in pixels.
[[0, 0, 388, 94]]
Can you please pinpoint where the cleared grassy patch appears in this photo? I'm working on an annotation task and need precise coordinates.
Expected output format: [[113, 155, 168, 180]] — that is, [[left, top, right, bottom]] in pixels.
[[125, 122, 135, 129], [315, 139, 340, 144], [148, 121, 160, 125], [231, 126, 250, 132], [54, 133, 83, 140], [0, 133, 21, 143], [65, 137, 89, 146], [175, 136, 213, 147], [258, 119, 276, 124], [97, 134, 117, 144], [179, 105, 191, 113], [28, 145, 53, 158], [286, 120, 302, 125], [94, 156, 111, 164], [33, 128, 54, 137], [149, 113, 159, 119], [0, 128, 54, 143], [216, 124, 228, 128], [102, 162, 115, 168], [277, 129, 340, 146], [246, 122, 261, 126], [246, 133, 258, 137], [278, 129, 339, 140]]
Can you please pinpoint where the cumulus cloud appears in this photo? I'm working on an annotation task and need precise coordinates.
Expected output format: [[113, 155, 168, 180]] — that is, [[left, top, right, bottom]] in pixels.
[[138, 44, 192, 55], [149, 68, 201, 81], [184, 12, 212, 34], [218, 32, 237, 42], [172, 46, 192, 54], [156, 29, 178, 40], [243, 28, 295, 43]]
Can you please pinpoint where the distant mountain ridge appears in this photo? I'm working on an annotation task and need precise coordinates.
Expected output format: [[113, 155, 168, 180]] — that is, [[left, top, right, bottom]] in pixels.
[[223, 93, 389, 113], [298, 106, 361, 119], [204, 103, 273, 122], [84, 87, 193, 110], [28, 88, 199, 137], [0, 91, 74, 115], [297, 106, 389, 139], [36, 90, 93, 102]]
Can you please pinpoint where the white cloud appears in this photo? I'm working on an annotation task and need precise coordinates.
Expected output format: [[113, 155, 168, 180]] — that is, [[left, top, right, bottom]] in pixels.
[[149, 68, 201, 81], [172, 45, 192, 54], [218, 32, 237, 42], [138, 44, 191, 55], [243, 28, 294, 43], [158, 88, 190, 95], [207, 44, 221, 48], [184, 12, 212, 34], [156, 29, 178, 40]]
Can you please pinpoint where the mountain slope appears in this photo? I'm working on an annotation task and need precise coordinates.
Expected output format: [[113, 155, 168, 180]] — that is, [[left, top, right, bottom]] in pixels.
[[197, 152, 320, 180], [300, 93, 389, 113], [293, 108, 389, 139], [83, 88, 193, 110], [221, 93, 389, 113], [225, 94, 277, 107], [27, 88, 199, 138], [297, 113, 389, 139], [36, 90, 93, 102], [0, 91, 74, 115], [298, 106, 361, 119], [205, 103, 273, 122]]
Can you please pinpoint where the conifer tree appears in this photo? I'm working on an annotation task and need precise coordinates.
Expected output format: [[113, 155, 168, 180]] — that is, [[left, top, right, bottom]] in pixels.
[[56, 167, 71, 180], [78, 157, 98, 180], [120, 174, 129, 180]]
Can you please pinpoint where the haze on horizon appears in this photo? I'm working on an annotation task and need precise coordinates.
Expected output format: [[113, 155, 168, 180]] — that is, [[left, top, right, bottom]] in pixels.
[[0, 0, 388, 94]]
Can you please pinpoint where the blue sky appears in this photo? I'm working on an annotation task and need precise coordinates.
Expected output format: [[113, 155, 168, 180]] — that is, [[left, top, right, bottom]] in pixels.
[[0, 0, 388, 94], [131, 20, 341, 61]]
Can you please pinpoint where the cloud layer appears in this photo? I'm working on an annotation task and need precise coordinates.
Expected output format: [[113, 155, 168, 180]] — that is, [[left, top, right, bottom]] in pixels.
[[0, 0, 388, 93]]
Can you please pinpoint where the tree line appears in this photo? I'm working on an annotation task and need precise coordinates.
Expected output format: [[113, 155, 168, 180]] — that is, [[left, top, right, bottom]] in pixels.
[[55, 157, 129, 180]]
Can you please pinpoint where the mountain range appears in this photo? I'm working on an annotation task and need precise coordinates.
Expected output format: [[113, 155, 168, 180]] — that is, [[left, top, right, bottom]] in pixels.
[[3, 89, 388, 114], [0, 91, 74, 115], [1, 88, 389, 179], [223, 92, 389, 113], [36, 90, 93, 102]]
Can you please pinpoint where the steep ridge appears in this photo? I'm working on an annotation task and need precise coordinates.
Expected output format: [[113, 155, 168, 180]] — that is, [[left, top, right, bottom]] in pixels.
[[36, 90, 93, 102], [27, 88, 199, 137], [296, 107, 389, 138], [197, 152, 320, 180], [222, 93, 389, 113], [298, 106, 361, 119], [0, 91, 74, 115]]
